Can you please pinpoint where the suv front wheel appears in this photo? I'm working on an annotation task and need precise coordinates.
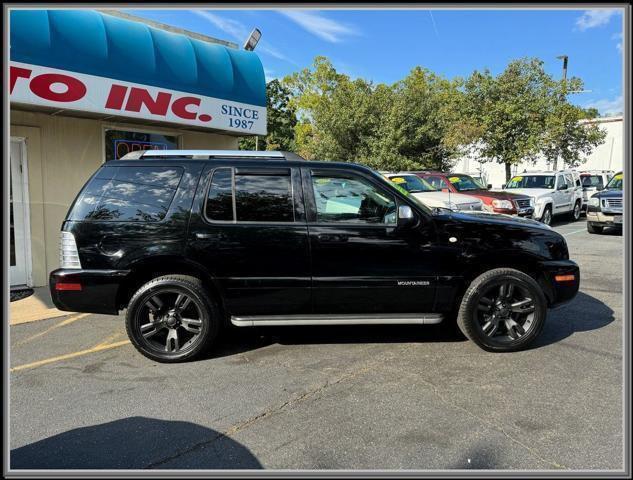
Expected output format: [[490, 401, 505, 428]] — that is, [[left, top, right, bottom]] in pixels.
[[456, 268, 547, 352], [125, 275, 219, 362]]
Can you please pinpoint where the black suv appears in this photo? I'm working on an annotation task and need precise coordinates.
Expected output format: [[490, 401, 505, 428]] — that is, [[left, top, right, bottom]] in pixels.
[[50, 150, 579, 362]]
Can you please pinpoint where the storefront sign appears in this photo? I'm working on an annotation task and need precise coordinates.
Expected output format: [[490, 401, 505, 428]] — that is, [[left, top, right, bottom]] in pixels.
[[10, 61, 267, 135]]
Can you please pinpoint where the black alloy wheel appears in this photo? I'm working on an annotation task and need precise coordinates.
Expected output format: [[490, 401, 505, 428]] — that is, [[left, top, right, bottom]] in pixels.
[[126, 275, 219, 362]]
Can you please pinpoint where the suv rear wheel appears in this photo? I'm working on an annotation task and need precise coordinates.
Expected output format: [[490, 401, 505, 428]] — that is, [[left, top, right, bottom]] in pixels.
[[456, 268, 547, 352], [125, 275, 219, 363]]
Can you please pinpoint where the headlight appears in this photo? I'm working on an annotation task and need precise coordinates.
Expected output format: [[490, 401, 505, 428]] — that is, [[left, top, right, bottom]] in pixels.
[[530, 197, 535, 207], [492, 199, 513, 209], [589, 197, 600, 207]]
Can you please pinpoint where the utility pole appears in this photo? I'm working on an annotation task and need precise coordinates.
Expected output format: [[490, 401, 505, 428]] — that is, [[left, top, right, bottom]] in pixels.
[[553, 55, 569, 171]]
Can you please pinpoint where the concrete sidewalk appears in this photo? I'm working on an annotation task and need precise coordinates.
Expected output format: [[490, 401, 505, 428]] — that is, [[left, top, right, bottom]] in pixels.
[[10, 287, 67, 325]]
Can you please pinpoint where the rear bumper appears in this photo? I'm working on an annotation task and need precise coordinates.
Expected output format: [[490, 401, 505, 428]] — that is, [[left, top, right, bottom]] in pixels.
[[537, 260, 580, 308], [49, 269, 130, 315]]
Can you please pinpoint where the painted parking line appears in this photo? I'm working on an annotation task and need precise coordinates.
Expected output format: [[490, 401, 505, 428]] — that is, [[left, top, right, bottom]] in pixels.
[[562, 228, 588, 237], [10, 339, 131, 373], [15, 313, 91, 346]]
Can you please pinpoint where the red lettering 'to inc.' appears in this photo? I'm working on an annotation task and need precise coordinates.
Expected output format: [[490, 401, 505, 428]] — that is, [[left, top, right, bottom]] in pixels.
[[30, 73, 87, 102]]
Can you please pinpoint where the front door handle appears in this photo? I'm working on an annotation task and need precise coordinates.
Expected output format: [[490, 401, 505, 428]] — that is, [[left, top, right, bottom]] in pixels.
[[317, 234, 348, 243], [195, 232, 213, 239]]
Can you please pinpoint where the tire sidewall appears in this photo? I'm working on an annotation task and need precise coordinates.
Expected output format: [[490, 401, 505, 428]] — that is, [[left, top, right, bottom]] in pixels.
[[541, 206, 552, 225], [459, 270, 547, 352], [126, 277, 218, 362]]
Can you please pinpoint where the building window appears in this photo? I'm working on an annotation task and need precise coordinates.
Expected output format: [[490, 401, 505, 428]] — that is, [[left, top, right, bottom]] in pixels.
[[104, 129, 179, 161]]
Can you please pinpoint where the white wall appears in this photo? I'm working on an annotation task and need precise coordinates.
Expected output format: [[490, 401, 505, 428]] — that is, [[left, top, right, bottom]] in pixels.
[[454, 117, 623, 189]]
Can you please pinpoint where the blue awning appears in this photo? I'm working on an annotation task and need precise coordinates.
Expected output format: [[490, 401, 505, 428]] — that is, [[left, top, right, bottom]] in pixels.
[[10, 9, 266, 107]]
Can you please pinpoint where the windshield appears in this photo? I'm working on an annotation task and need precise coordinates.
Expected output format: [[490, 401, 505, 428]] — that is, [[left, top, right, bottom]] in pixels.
[[581, 175, 605, 188], [605, 172, 623, 190], [447, 175, 484, 192], [506, 175, 555, 189], [387, 175, 436, 193]]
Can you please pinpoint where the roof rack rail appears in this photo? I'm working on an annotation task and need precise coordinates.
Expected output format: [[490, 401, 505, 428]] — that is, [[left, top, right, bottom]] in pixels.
[[118, 150, 306, 161]]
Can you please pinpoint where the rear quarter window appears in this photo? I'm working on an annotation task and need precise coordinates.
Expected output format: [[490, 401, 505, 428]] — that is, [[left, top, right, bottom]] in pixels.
[[68, 166, 184, 222]]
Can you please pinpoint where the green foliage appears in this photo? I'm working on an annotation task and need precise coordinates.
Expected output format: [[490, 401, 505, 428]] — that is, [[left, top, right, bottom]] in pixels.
[[242, 56, 606, 177], [239, 79, 297, 151], [461, 58, 606, 179]]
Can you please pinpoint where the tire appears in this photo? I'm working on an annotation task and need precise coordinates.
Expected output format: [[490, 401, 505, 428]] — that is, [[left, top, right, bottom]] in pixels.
[[540, 205, 553, 225], [125, 274, 220, 363], [570, 201, 581, 221], [456, 268, 547, 352], [587, 223, 603, 234]]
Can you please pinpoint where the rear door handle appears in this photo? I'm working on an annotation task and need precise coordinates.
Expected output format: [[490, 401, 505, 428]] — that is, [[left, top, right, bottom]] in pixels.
[[195, 232, 213, 239]]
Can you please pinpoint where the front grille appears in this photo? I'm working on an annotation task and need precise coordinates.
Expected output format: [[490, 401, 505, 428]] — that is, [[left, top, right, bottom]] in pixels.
[[456, 202, 482, 211], [606, 198, 622, 208], [514, 198, 531, 209]]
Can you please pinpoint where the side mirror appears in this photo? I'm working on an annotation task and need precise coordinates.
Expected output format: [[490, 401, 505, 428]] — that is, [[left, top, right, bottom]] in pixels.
[[558, 184, 568, 191], [501, 185, 506, 189], [596, 185, 604, 191], [487, 184, 493, 189], [398, 205, 416, 228]]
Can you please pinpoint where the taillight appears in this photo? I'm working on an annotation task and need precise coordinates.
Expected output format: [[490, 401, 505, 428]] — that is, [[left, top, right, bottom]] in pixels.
[[59, 231, 82, 269]]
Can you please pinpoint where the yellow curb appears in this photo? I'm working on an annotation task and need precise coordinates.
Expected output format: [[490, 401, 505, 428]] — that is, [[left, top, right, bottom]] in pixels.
[[10, 340, 131, 372], [9, 309, 68, 326]]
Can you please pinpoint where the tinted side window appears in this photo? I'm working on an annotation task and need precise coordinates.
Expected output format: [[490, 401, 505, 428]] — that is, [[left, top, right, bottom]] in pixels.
[[69, 166, 183, 222], [205, 168, 234, 221], [312, 175, 396, 224], [235, 174, 294, 222]]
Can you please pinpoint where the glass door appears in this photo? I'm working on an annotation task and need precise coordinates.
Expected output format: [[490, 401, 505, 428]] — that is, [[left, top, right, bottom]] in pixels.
[[10, 139, 28, 286]]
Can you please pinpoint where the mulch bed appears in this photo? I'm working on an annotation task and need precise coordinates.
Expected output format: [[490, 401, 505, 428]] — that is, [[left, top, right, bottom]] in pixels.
[[10, 288, 34, 302]]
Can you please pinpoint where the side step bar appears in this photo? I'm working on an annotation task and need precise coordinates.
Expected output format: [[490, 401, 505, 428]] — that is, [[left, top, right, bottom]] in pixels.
[[230, 313, 444, 327]]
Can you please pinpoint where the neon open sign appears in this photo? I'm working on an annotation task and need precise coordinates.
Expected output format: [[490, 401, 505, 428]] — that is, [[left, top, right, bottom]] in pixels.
[[114, 140, 168, 160]]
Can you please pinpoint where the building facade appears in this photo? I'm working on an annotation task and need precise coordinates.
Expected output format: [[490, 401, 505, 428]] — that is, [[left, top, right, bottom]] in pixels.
[[453, 116, 624, 189], [9, 9, 267, 287]]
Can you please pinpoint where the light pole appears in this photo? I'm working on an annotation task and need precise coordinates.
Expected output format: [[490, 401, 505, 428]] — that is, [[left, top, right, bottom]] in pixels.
[[244, 28, 262, 150]]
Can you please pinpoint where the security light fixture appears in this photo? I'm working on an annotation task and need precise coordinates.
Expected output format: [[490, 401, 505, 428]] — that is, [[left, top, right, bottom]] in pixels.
[[243, 28, 262, 51]]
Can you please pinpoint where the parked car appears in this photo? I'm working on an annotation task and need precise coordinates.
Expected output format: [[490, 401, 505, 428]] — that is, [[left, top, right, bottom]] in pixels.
[[580, 170, 614, 212], [383, 173, 483, 212], [502, 170, 583, 225], [50, 150, 579, 362], [586, 171, 623, 234], [411, 172, 535, 217]]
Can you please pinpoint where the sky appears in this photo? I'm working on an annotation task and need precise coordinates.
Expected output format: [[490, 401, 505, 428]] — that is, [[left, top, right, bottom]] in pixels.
[[127, 8, 624, 116]]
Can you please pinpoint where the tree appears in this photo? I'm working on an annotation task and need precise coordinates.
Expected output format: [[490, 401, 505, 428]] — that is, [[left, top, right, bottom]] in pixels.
[[462, 58, 556, 181], [371, 67, 466, 171], [541, 78, 606, 169], [239, 79, 297, 151]]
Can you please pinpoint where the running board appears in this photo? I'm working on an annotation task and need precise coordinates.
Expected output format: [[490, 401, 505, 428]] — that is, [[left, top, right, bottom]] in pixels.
[[230, 313, 444, 327]]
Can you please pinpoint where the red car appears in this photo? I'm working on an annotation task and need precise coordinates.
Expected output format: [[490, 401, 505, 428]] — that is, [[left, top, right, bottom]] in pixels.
[[411, 172, 535, 217]]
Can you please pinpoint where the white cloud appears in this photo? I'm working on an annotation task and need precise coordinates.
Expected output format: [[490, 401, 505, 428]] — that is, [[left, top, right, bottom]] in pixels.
[[279, 10, 359, 43], [584, 95, 623, 115], [575, 9, 620, 31], [613, 32, 623, 53], [193, 10, 248, 41], [192, 10, 294, 64]]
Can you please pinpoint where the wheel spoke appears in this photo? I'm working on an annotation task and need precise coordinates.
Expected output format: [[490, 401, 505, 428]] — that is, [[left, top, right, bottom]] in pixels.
[[505, 318, 526, 339], [482, 319, 499, 336], [145, 296, 163, 314], [174, 294, 192, 312], [505, 283, 515, 300], [498, 284, 507, 299], [165, 328, 179, 352], [141, 322, 161, 338], [181, 317, 202, 334], [511, 298, 534, 314]]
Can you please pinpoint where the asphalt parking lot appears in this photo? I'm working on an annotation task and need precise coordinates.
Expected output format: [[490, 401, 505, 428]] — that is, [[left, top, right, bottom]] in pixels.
[[9, 219, 624, 471]]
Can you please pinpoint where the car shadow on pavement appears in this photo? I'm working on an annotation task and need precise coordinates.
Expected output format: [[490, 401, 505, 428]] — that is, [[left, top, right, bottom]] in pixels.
[[203, 323, 467, 361], [11, 416, 262, 470], [529, 291, 615, 350]]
